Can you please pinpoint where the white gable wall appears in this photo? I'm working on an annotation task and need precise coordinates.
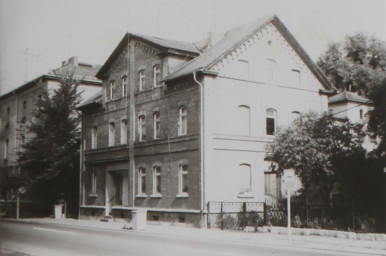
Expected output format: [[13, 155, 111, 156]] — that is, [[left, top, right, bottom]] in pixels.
[[202, 23, 329, 205]]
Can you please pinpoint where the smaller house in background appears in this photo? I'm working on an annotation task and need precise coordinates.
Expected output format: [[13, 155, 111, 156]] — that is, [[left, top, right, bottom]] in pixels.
[[328, 90, 374, 152], [0, 56, 102, 215]]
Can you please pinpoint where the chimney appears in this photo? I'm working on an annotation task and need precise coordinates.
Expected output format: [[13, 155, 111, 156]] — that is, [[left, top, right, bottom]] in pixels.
[[68, 56, 78, 67]]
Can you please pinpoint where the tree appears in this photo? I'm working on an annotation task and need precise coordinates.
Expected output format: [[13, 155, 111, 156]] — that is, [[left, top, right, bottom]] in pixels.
[[317, 33, 386, 97], [266, 112, 365, 203], [18, 73, 81, 214], [367, 78, 386, 157]]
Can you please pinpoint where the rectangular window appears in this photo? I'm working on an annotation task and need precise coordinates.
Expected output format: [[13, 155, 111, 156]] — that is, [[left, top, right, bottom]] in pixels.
[[153, 65, 160, 88], [109, 122, 115, 146], [91, 172, 97, 194], [178, 107, 187, 136], [122, 76, 127, 97], [110, 81, 115, 100], [153, 166, 161, 195], [153, 112, 160, 139], [4, 139, 9, 160], [178, 164, 188, 196], [138, 168, 146, 195], [359, 109, 364, 119], [139, 70, 145, 92], [23, 101, 27, 110], [120, 119, 127, 144], [138, 116, 145, 142], [266, 118, 275, 135], [91, 126, 97, 149]]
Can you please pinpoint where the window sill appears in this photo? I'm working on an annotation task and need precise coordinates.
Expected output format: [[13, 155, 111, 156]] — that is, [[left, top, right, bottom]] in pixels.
[[88, 193, 98, 198], [150, 194, 162, 198], [176, 194, 189, 198], [136, 194, 147, 198]]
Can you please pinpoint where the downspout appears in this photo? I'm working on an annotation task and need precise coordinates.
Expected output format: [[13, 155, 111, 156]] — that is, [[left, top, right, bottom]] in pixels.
[[193, 70, 205, 227]]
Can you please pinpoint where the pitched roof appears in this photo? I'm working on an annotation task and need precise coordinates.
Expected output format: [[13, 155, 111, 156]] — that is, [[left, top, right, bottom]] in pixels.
[[164, 15, 333, 90], [96, 33, 199, 79], [328, 91, 371, 105], [50, 62, 101, 84], [77, 89, 103, 110]]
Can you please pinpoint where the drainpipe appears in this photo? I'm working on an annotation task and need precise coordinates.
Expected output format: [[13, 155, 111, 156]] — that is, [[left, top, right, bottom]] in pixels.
[[193, 70, 205, 228]]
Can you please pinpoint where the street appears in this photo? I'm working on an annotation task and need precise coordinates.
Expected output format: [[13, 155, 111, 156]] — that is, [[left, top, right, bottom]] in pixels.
[[0, 221, 375, 256]]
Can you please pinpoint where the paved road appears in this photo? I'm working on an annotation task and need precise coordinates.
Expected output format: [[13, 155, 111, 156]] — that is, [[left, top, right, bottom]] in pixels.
[[0, 221, 374, 256]]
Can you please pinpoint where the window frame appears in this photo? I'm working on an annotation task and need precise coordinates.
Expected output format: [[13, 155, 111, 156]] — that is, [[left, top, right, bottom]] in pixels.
[[120, 119, 128, 144], [238, 163, 253, 198], [266, 108, 277, 136], [138, 167, 146, 196], [110, 80, 115, 100], [177, 164, 189, 197], [153, 166, 162, 195], [153, 65, 161, 88], [91, 171, 97, 195], [91, 126, 98, 149], [153, 112, 160, 139], [139, 70, 145, 92], [138, 115, 146, 142], [122, 76, 127, 97], [178, 106, 187, 136], [109, 122, 115, 146]]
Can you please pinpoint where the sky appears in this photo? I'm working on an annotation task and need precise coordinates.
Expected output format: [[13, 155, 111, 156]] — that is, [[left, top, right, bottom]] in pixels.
[[0, 0, 385, 95]]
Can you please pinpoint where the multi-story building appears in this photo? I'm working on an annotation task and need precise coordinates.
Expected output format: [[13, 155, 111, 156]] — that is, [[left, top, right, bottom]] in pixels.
[[0, 56, 102, 202], [78, 15, 333, 226]]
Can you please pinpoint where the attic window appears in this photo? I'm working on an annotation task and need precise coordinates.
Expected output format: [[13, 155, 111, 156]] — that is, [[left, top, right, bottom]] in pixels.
[[267, 40, 272, 46]]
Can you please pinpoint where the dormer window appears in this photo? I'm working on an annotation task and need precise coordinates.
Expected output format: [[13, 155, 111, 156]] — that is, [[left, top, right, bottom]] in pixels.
[[153, 65, 160, 88]]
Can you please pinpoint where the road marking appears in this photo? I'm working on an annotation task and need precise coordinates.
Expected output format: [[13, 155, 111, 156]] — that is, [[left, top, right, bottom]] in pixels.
[[32, 227, 76, 235]]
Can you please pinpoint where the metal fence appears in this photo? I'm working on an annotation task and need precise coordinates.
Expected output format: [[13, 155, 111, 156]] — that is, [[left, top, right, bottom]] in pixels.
[[207, 202, 265, 229]]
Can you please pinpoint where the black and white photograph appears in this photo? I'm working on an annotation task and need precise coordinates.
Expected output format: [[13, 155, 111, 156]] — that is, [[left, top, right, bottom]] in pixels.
[[0, 0, 385, 255]]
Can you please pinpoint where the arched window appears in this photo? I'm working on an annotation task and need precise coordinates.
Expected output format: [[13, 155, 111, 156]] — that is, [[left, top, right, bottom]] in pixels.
[[238, 105, 250, 135], [153, 166, 161, 195], [138, 167, 146, 195], [238, 164, 252, 195], [139, 70, 145, 91], [153, 65, 161, 88], [266, 108, 277, 135], [178, 106, 187, 136], [291, 69, 301, 87]]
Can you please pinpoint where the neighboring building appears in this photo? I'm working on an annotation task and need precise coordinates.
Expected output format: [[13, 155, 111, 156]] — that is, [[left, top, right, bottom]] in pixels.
[[0, 56, 102, 203], [78, 15, 333, 226], [328, 91, 374, 152]]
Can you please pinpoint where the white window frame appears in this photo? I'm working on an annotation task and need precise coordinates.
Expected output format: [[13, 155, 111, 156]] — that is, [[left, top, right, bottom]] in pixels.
[[178, 164, 188, 197], [153, 112, 160, 139], [138, 167, 146, 196], [91, 126, 97, 149], [178, 107, 187, 136], [122, 76, 127, 97], [109, 122, 115, 146], [266, 108, 277, 136], [153, 166, 161, 195], [139, 70, 145, 92], [138, 115, 145, 142], [110, 80, 115, 100], [153, 65, 161, 88], [120, 119, 128, 144]]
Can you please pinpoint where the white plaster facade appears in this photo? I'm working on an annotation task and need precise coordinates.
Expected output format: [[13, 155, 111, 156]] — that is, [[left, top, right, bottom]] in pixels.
[[201, 23, 329, 205]]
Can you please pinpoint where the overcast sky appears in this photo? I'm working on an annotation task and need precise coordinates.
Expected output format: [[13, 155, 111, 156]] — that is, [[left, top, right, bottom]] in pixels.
[[0, 0, 385, 95]]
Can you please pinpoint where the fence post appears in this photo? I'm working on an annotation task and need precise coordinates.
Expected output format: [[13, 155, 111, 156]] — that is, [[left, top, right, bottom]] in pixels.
[[220, 202, 224, 230], [207, 202, 210, 228]]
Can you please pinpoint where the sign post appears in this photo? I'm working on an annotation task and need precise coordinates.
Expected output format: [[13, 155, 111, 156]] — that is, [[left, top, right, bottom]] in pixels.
[[283, 169, 294, 244]]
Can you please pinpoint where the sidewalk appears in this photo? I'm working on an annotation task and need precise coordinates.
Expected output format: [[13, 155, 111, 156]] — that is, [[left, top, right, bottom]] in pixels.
[[4, 218, 386, 256]]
